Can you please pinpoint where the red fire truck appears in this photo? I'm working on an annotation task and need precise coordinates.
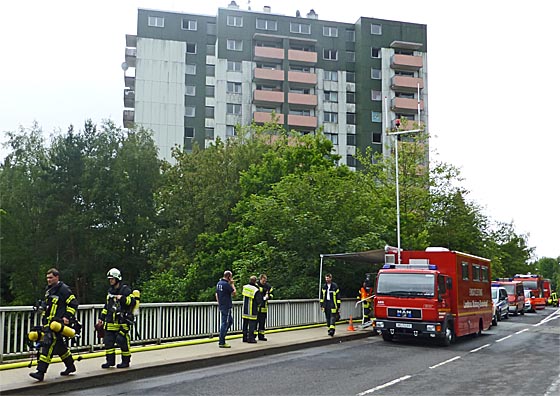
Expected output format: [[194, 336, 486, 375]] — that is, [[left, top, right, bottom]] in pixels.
[[513, 274, 546, 310], [543, 279, 552, 305], [373, 248, 492, 346]]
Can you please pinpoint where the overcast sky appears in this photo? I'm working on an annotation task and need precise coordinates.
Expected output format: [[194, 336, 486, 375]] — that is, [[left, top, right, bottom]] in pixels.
[[1, 0, 557, 259]]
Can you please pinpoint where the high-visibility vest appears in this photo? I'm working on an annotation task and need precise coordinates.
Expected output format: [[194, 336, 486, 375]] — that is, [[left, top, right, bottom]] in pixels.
[[242, 284, 259, 320]]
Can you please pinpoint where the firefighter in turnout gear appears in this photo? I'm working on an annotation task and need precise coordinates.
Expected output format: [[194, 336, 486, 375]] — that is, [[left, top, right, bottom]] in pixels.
[[29, 268, 79, 382], [320, 273, 340, 336], [242, 276, 264, 343], [97, 268, 134, 369], [357, 275, 374, 324], [256, 274, 273, 341]]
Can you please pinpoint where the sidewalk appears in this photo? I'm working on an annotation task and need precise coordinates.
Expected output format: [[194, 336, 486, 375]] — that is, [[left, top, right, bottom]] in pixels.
[[1, 323, 374, 395]]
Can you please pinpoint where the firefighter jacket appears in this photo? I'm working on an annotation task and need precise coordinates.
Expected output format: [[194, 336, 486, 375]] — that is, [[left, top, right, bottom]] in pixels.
[[357, 286, 374, 307], [242, 283, 263, 320], [41, 281, 78, 327], [100, 283, 133, 331], [320, 282, 340, 313], [257, 281, 273, 314]]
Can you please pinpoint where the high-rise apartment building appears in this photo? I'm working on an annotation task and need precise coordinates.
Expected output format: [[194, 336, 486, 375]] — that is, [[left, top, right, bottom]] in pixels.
[[123, 1, 428, 165]]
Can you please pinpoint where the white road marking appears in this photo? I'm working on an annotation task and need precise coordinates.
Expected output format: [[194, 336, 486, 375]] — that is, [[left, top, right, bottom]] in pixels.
[[496, 334, 513, 343], [515, 328, 529, 335], [429, 356, 461, 369], [356, 375, 412, 395], [470, 344, 490, 352]]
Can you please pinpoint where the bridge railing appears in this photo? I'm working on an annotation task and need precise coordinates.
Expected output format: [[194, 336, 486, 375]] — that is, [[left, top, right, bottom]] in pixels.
[[0, 299, 361, 363]]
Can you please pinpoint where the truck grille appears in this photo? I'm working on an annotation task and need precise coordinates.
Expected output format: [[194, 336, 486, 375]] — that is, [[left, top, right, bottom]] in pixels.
[[387, 307, 422, 319]]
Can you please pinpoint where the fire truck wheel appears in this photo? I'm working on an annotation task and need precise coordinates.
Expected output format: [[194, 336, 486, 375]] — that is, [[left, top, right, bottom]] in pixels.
[[442, 324, 454, 346]]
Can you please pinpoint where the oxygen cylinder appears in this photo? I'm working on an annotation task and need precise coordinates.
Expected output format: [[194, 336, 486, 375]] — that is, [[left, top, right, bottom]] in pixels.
[[50, 321, 76, 338], [28, 330, 43, 342], [132, 289, 141, 316]]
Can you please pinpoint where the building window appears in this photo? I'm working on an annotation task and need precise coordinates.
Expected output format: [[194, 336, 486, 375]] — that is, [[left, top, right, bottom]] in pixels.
[[206, 85, 214, 97], [371, 68, 381, 79], [206, 44, 215, 55], [185, 85, 196, 96], [289, 64, 310, 72], [186, 64, 196, 75], [184, 127, 195, 138], [371, 112, 382, 123], [324, 112, 338, 123], [227, 103, 241, 115], [371, 23, 382, 35], [257, 62, 280, 70], [207, 22, 216, 35], [396, 92, 415, 99], [290, 87, 310, 94], [347, 113, 356, 125], [372, 132, 382, 143], [324, 91, 338, 103], [323, 26, 338, 37], [371, 90, 382, 101], [186, 43, 197, 54], [227, 15, 243, 27], [256, 18, 277, 31], [205, 128, 215, 140], [182, 19, 197, 30], [289, 109, 311, 116], [346, 92, 355, 103], [185, 106, 196, 117], [148, 16, 164, 28], [227, 60, 242, 72], [226, 125, 236, 137], [346, 71, 355, 83], [347, 155, 357, 167], [346, 51, 355, 62], [325, 133, 338, 145], [347, 134, 356, 146], [462, 262, 469, 280], [346, 29, 355, 42], [371, 47, 381, 59], [290, 22, 311, 34], [227, 82, 242, 94], [323, 49, 338, 61], [227, 39, 243, 51], [205, 106, 214, 118], [324, 70, 338, 81], [256, 106, 277, 113], [206, 64, 215, 76]]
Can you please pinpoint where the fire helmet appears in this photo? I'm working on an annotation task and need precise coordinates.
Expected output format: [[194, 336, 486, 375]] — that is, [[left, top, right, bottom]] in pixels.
[[107, 268, 122, 280]]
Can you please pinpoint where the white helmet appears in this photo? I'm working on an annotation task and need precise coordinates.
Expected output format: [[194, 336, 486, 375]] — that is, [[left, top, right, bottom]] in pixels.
[[107, 268, 122, 280]]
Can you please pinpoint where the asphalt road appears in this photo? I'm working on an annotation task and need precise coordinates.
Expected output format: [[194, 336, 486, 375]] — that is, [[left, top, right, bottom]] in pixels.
[[69, 307, 560, 396]]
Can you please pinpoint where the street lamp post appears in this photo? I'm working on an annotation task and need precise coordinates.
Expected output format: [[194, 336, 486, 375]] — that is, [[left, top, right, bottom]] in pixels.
[[387, 128, 423, 264]]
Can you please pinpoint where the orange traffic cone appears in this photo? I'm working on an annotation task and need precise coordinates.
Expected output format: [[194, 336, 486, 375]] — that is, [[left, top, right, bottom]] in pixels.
[[347, 315, 355, 331]]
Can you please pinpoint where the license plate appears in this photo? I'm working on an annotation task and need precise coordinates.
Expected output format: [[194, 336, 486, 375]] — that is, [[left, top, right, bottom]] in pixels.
[[396, 322, 412, 329]]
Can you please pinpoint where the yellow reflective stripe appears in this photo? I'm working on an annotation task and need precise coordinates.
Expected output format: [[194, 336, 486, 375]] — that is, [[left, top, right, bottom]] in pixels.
[[67, 306, 76, 315], [60, 350, 71, 360], [125, 294, 132, 305], [66, 295, 75, 305], [106, 348, 116, 354], [101, 308, 107, 315], [48, 300, 58, 322]]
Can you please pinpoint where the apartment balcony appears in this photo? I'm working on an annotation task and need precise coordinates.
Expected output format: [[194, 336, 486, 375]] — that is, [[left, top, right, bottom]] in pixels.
[[253, 111, 284, 124], [392, 119, 425, 131], [126, 34, 137, 48], [254, 68, 284, 82], [254, 46, 284, 61], [123, 110, 134, 128], [254, 90, 284, 104], [391, 75, 423, 92], [391, 97, 424, 113], [391, 54, 422, 71], [287, 71, 317, 85], [287, 114, 317, 128], [123, 89, 135, 108], [125, 47, 137, 68], [288, 49, 317, 64], [124, 75, 135, 89], [288, 92, 317, 106]]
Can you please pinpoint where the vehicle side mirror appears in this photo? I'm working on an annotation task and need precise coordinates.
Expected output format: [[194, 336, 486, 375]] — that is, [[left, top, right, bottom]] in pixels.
[[446, 278, 452, 290]]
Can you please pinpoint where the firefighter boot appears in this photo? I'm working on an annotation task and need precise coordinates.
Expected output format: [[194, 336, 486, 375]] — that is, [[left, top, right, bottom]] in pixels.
[[60, 356, 76, 376], [117, 355, 130, 369], [101, 354, 115, 369], [29, 361, 48, 381]]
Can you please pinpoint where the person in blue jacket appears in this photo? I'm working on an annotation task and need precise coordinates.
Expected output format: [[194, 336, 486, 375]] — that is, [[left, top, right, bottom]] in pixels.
[[215, 270, 237, 348]]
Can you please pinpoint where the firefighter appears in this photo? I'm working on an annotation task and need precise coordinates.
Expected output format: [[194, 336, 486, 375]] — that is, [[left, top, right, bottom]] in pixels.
[[320, 273, 340, 336], [256, 274, 273, 341], [357, 275, 374, 324], [97, 268, 135, 369], [242, 275, 264, 343], [29, 268, 79, 382]]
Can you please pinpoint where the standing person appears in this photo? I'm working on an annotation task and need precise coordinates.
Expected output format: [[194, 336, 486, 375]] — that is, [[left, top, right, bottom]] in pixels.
[[256, 274, 273, 341], [357, 275, 374, 325], [29, 268, 79, 382], [216, 270, 236, 348], [320, 273, 340, 336], [97, 268, 135, 369], [242, 275, 263, 343]]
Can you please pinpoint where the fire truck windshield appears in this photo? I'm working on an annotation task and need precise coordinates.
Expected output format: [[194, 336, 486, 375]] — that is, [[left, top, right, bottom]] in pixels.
[[376, 273, 435, 297], [521, 281, 538, 290]]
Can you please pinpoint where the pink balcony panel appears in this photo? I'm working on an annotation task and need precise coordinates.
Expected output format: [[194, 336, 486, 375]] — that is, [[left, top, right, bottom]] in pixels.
[[254, 68, 284, 81], [254, 46, 284, 60], [288, 93, 317, 106], [254, 90, 284, 103], [288, 49, 317, 64], [391, 76, 424, 91], [392, 97, 424, 112], [391, 54, 423, 70], [287, 114, 317, 128], [287, 71, 317, 85], [254, 112, 284, 124]]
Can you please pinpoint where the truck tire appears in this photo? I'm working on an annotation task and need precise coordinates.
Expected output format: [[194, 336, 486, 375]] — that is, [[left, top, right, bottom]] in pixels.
[[382, 332, 393, 342], [441, 323, 455, 346]]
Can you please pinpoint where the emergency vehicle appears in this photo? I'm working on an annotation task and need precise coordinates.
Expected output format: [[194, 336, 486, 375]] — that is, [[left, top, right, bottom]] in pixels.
[[373, 247, 492, 346], [543, 279, 552, 305], [512, 274, 546, 310], [492, 280, 525, 315]]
